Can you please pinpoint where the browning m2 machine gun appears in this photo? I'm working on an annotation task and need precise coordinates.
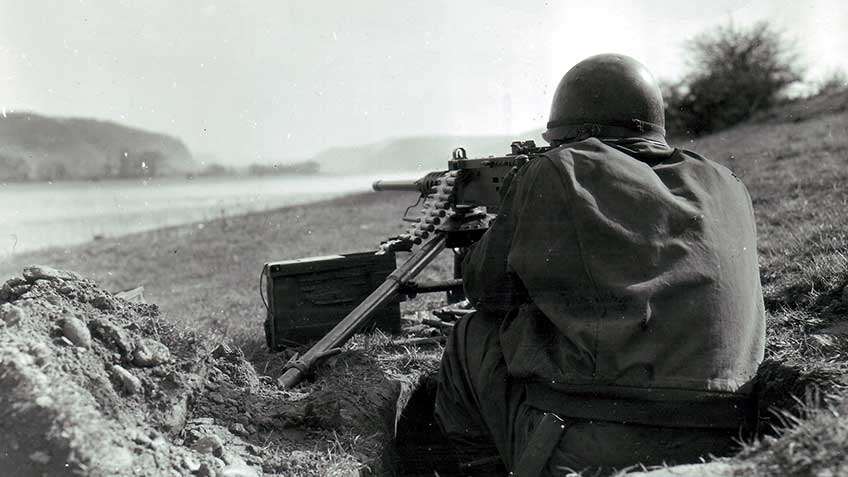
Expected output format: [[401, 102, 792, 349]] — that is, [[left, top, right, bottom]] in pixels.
[[265, 140, 550, 388]]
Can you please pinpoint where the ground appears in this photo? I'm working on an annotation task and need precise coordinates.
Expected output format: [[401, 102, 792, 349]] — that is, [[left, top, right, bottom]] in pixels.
[[1, 89, 848, 476]]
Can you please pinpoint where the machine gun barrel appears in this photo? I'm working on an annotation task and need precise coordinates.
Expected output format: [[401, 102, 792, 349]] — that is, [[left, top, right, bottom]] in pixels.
[[372, 171, 447, 196], [371, 179, 424, 192]]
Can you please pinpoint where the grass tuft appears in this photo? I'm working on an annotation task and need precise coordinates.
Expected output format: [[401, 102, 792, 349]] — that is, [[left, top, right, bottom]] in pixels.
[[739, 395, 848, 476]]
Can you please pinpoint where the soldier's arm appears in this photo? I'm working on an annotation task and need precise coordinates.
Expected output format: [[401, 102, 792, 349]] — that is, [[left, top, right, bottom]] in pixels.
[[462, 163, 532, 314]]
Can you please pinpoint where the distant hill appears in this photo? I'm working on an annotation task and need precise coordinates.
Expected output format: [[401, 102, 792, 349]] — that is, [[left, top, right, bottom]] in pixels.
[[310, 131, 545, 174], [0, 112, 196, 181], [312, 89, 848, 176]]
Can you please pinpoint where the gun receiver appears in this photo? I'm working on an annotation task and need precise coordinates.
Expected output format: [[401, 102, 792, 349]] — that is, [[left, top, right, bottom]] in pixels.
[[372, 140, 549, 213]]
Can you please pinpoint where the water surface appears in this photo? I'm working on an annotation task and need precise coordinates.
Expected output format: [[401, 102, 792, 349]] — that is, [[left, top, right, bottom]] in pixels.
[[0, 173, 416, 257]]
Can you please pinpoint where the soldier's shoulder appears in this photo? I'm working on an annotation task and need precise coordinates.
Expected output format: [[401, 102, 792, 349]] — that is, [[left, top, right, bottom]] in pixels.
[[545, 137, 605, 153], [541, 138, 604, 162], [675, 148, 745, 185]]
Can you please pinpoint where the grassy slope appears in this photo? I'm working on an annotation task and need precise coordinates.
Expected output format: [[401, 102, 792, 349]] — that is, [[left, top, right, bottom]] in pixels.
[[681, 90, 848, 475], [3, 90, 848, 474]]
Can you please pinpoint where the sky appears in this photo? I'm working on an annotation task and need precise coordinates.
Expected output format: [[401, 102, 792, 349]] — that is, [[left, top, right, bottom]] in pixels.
[[0, 0, 845, 164]]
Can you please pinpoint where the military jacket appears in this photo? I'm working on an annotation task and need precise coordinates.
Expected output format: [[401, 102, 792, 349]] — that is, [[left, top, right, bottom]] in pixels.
[[462, 137, 765, 411]]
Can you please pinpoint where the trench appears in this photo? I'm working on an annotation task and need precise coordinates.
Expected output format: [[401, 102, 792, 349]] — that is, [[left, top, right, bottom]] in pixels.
[[393, 375, 460, 476], [392, 374, 506, 477]]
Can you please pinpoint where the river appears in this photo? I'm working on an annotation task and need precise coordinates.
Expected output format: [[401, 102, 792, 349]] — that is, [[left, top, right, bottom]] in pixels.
[[0, 173, 417, 257]]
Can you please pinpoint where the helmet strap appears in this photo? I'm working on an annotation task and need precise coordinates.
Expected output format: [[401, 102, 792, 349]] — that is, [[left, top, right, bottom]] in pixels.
[[543, 118, 665, 143]]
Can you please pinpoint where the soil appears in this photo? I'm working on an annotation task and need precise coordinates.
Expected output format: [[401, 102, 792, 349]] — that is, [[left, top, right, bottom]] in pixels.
[[0, 265, 440, 476]]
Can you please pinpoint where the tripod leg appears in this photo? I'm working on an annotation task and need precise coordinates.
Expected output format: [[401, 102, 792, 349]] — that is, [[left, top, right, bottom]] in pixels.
[[278, 234, 447, 389]]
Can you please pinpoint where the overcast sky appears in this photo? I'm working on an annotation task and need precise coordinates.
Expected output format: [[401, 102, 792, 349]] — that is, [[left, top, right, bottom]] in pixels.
[[0, 0, 845, 164]]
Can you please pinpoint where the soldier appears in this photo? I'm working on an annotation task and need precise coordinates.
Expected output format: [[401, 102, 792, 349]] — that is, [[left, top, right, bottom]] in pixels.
[[434, 54, 765, 475]]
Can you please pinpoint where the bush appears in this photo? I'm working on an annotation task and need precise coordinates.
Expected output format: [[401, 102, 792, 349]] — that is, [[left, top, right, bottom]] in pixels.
[[665, 22, 803, 137]]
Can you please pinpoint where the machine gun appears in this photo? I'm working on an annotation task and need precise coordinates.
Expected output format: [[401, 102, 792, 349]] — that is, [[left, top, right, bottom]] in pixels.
[[273, 140, 549, 389]]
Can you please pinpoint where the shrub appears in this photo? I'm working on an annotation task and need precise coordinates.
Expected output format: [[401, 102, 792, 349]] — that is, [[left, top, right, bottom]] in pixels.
[[665, 22, 803, 137]]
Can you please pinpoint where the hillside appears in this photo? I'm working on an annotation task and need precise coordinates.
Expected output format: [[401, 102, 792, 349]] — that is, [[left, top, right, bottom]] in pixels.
[[663, 90, 848, 475], [311, 131, 544, 174], [1, 90, 848, 475], [0, 113, 197, 181]]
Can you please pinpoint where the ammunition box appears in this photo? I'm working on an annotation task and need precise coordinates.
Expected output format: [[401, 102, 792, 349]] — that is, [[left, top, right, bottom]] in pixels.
[[263, 251, 400, 350]]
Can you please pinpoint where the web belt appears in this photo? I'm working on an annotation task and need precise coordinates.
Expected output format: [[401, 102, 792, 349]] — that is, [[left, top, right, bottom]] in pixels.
[[525, 384, 755, 430]]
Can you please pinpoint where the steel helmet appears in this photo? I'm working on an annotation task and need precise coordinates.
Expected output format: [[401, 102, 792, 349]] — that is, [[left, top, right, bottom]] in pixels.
[[543, 54, 666, 143]]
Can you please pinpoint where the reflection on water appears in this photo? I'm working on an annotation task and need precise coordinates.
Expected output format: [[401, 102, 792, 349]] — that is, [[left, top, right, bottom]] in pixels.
[[0, 173, 416, 257]]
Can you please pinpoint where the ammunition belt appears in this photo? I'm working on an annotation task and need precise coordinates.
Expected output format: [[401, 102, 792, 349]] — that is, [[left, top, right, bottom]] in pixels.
[[380, 171, 458, 253]]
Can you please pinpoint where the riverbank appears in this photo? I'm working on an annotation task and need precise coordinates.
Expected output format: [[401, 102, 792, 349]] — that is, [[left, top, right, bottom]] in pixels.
[[1, 190, 437, 340]]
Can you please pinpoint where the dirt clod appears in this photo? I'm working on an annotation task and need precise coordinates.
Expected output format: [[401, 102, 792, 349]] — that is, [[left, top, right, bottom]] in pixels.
[[219, 463, 260, 477], [192, 434, 224, 457], [229, 422, 249, 436], [112, 364, 143, 394], [132, 337, 171, 367], [212, 343, 235, 359], [182, 455, 201, 471], [0, 303, 26, 325], [28, 342, 52, 365], [90, 317, 135, 358], [22, 265, 83, 282], [61, 315, 92, 348]]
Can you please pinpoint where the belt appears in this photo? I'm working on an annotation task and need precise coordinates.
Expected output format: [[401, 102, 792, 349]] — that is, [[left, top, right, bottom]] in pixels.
[[525, 384, 755, 430]]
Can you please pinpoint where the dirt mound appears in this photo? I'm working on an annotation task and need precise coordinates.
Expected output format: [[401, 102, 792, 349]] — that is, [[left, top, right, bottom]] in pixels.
[[0, 266, 436, 476], [0, 266, 255, 475]]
